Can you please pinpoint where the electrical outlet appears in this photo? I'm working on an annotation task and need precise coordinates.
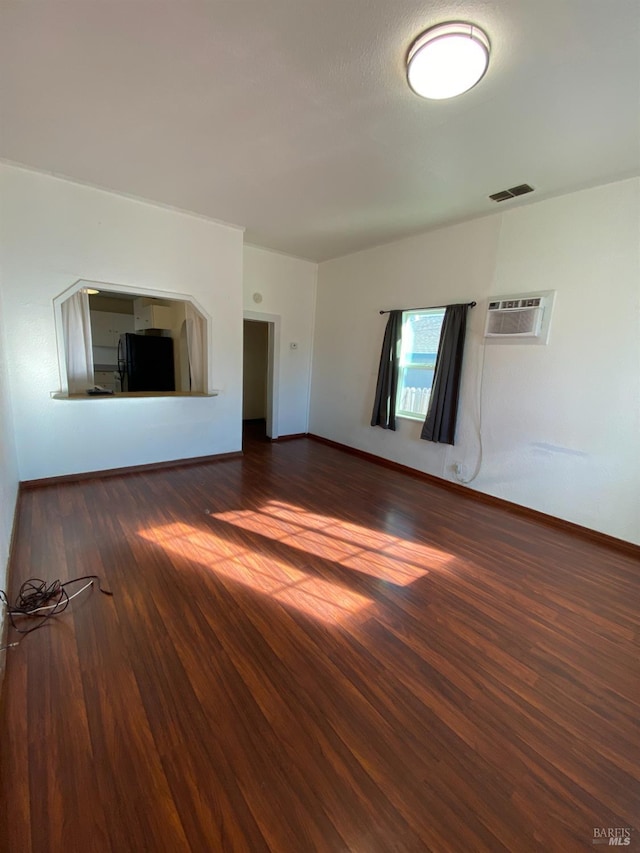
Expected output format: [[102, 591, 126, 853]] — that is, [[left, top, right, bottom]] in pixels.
[[454, 462, 465, 479]]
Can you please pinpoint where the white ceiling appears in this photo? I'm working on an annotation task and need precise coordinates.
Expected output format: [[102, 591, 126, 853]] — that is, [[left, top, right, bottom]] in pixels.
[[1, 0, 638, 261]]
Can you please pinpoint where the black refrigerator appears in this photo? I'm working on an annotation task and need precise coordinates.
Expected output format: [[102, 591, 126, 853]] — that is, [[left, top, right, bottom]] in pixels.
[[118, 333, 175, 392]]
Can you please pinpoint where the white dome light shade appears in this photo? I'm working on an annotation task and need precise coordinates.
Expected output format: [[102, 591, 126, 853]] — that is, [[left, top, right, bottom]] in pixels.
[[407, 22, 490, 100]]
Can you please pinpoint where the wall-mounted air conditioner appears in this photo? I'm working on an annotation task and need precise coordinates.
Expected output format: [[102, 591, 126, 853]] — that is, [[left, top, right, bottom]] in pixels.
[[484, 291, 555, 345]]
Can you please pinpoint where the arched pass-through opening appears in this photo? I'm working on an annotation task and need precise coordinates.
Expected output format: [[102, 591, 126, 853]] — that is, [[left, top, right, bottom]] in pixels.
[[53, 279, 211, 397]]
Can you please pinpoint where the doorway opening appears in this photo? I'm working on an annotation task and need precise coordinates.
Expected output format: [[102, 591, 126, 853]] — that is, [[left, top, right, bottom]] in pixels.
[[242, 312, 279, 443]]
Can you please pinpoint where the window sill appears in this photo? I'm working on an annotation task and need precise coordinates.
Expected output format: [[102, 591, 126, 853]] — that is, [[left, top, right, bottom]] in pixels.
[[52, 391, 219, 400], [396, 413, 425, 423]]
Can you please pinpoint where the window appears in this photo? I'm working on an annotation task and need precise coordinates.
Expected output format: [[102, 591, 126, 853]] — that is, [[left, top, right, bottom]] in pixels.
[[396, 309, 445, 419]]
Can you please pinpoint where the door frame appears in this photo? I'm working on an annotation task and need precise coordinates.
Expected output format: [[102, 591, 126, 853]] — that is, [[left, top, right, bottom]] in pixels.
[[243, 310, 280, 439]]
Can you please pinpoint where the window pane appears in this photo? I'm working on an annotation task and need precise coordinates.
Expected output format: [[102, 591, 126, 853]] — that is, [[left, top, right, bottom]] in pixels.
[[397, 309, 445, 417]]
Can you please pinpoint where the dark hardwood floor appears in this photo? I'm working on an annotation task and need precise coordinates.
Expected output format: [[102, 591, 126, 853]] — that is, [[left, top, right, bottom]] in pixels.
[[0, 432, 638, 851]]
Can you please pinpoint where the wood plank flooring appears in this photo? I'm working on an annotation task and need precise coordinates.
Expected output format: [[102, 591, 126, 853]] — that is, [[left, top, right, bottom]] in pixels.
[[1, 427, 638, 851]]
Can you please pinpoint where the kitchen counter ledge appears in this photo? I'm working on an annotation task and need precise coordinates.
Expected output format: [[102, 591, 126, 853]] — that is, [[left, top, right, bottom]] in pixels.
[[52, 391, 219, 400]]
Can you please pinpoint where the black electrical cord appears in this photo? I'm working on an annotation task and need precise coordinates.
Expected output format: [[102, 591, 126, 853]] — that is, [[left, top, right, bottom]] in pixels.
[[0, 575, 113, 649]]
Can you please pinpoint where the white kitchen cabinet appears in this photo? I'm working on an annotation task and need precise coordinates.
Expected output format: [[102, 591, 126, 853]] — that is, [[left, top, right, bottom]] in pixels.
[[90, 311, 135, 348], [93, 370, 119, 392], [133, 300, 174, 331]]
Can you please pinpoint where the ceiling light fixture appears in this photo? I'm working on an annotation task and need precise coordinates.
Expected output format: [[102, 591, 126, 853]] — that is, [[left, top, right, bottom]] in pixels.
[[406, 22, 490, 100]]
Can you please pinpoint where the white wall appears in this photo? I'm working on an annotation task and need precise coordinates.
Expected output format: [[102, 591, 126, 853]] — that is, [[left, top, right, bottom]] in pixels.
[[0, 164, 244, 480], [0, 284, 19, 596], [311, 179, 640, 545], [243, 245, 317, 436]]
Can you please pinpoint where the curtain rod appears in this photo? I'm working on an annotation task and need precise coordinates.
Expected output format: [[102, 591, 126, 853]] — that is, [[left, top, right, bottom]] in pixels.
[[379, 301, 476, 315]]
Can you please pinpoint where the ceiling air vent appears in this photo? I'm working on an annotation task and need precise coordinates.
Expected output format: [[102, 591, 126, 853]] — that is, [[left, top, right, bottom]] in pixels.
[[489, 183, 535, 202], [509, 183, 534, 196]]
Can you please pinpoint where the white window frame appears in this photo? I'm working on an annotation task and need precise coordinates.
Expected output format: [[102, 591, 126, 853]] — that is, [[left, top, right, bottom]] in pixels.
[[396, 308, 445, 421]]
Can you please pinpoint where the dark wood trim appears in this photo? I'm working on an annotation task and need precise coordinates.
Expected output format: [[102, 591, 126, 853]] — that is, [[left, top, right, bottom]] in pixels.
[[308, 433, 640, 558], [0, 608, 8, 684], [271, 433, 308, 443], [0, 487, 22, 682], [20, 450, 243, 489]]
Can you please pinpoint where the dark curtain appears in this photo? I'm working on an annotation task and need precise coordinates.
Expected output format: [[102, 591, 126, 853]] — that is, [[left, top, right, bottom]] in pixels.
[[370, 310, 403, 430], [420, 303, 469, 445]]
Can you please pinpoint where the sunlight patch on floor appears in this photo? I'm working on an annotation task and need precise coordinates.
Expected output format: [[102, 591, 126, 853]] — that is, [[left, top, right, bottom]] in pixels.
[[138, 521, 371, 623], [213, 500, 454, 585], [139, 502, 454, 623]]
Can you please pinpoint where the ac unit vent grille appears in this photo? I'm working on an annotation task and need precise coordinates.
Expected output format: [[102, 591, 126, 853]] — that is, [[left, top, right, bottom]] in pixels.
[[484, 291, 554, 344], [489, 297, 542, 310], [486, 308, 540, 337]]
